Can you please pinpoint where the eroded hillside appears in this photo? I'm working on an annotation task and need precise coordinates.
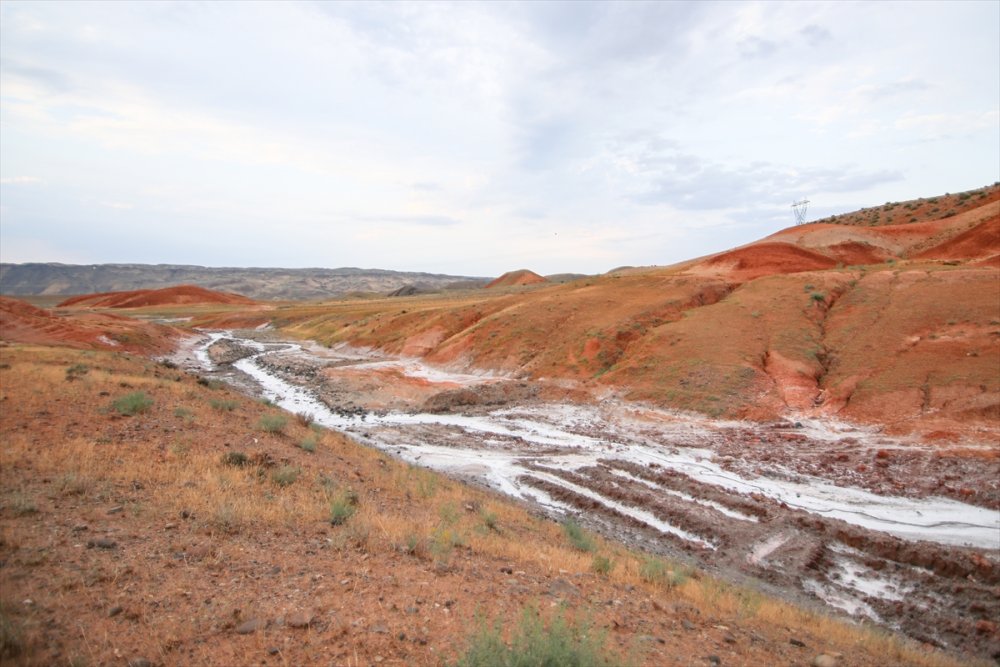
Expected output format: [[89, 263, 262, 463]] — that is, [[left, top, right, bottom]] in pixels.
[[242, 185, 999, 443]]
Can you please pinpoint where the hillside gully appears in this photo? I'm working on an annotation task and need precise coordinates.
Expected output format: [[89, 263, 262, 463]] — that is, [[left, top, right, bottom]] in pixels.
[[176, 329, 1000, 659]]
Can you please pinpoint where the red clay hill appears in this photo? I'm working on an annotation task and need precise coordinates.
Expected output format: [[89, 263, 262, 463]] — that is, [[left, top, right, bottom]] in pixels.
[[252, 184, 999, 444], [0, 296, 179, 354], [58, 284, 255, 309], [485, 269, 549, 289]]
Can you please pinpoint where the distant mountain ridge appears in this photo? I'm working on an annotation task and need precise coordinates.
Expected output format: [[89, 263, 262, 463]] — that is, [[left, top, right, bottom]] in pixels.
[[0, 263, 488, 301]]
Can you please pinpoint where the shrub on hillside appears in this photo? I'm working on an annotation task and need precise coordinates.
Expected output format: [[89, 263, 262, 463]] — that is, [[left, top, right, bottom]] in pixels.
[[562, 518, 595, 552], [112, 391, 153, 416], [258, 413, 288, 434], [453, 608, 622, 667]]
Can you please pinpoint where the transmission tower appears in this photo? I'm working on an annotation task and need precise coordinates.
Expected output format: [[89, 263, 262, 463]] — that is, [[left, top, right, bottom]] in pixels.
[[791, 199, 810, 225]]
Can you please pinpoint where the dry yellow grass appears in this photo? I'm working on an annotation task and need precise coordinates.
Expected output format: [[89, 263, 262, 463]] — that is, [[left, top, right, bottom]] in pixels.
[[0, 344, 979, 666]]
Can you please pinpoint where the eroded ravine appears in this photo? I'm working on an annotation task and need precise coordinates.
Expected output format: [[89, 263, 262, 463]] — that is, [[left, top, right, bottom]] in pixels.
[[176, 329, 1000, 657]]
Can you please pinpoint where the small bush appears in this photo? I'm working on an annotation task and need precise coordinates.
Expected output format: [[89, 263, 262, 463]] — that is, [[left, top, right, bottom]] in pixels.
[[209, 398, 238, 412], [404, 532, 424, 556], [562, 518, 595, 552], [453, 608, 621, 667], [65, 363, 89, 381], [809, 292, 825, 304], [592, 554, 613, 575], [258, 413, 288, 434], [271, 465, 300, 487], [220, 451, 250, 467], [295, 411, 314, 428], [298, 435, 318, 453], [480, 508, 499, 532], [329, 489, 358, 525], [639, 556, 667, 584], [112, 391, 153, 416]]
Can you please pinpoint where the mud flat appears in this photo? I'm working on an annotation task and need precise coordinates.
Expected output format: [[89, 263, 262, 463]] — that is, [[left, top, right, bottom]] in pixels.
[[178, 330, 1000, 658]]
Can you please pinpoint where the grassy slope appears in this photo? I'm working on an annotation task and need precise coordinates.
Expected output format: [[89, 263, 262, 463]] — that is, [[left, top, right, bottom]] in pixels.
[[0, 344, 971, 666]]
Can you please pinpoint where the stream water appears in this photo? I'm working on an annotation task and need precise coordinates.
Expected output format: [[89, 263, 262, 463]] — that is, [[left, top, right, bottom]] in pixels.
[[189, 331, 1000, 551]]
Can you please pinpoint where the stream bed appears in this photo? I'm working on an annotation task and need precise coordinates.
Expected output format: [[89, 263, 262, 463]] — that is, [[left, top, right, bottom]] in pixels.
[[177, 329, 1000, 656]]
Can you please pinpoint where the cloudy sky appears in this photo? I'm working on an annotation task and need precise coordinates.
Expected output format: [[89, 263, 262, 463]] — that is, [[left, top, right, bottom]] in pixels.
[[1, 1, 997, 276]]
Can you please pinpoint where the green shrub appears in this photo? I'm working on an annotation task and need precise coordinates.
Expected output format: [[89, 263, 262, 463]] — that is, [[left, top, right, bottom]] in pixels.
[[298, 435, 318, 453], [591, 554, 613, 575], [258, 413, 288, 434], [639, 556, 667, 583], [209, 398, 238, 412], [65, 363, 89, 381], [453, 608, 621, 667], [271, 465, 300, 487], [329, 489, 358, 525], [562, 518, 595, 552], [112, 391, 153, 416], [809, 292, 825, 304]]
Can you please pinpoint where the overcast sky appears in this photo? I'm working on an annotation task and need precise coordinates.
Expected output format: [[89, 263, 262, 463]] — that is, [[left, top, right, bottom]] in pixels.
[[1, 1, 997, 276]]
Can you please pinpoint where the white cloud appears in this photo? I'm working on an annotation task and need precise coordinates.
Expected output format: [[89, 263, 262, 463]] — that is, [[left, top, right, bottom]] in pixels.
[[0, 0, 997, 274], [0, 176, 42, 185]]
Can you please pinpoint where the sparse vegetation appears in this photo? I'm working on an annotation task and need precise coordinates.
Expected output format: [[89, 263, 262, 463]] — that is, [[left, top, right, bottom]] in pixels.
[[270, 465, 300, 487], [258, 412, 288, 433], [298, 434, 318, 453], [453, 608, 622, 667], [111, 391, 153, 415], [329, 488, 358, 525], [65, 363, 89, 381], [591, 554, 613, 575], [220, 451, 249, 467], [562, 518, 596, 552], [173, 406, 194, 420], [209, 398, 237, 412], [196, 376, 223, 390]]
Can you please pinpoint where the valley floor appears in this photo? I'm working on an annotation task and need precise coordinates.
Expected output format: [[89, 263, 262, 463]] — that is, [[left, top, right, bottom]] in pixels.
[[0, 343, 988, 666]]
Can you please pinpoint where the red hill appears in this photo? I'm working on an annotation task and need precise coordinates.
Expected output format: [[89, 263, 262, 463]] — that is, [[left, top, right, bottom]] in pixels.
[[58, 284, 255, 308], [485, 269, 548, 289]]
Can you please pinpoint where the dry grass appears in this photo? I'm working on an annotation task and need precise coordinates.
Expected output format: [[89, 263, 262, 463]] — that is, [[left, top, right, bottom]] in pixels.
[[0, 344, 977, 667]]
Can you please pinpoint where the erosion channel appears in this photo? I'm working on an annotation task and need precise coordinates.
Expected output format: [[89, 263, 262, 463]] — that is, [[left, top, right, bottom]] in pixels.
[[176, 329, 1000, 659]]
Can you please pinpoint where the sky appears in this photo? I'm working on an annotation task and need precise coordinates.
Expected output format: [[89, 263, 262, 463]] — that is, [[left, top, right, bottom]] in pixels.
[[1, 1, 997, 277]]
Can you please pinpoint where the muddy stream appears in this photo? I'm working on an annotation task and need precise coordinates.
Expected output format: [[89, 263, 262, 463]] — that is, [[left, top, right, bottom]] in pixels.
[[176, 330, 1000, 658]]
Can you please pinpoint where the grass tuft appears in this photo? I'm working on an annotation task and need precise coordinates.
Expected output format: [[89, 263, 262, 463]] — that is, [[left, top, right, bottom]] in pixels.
[[592, 554, 613, 575], [270, 465, 300, 487], [220, 451, 249, 467], [562, 518, 595, 552], [111, 391, 153, 416], [298, 435, 318, 453], [258, 413, 288, 434], [453, 607, 622, 667], [65, 363, 89, 381], [209, 398, 237, 412]]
